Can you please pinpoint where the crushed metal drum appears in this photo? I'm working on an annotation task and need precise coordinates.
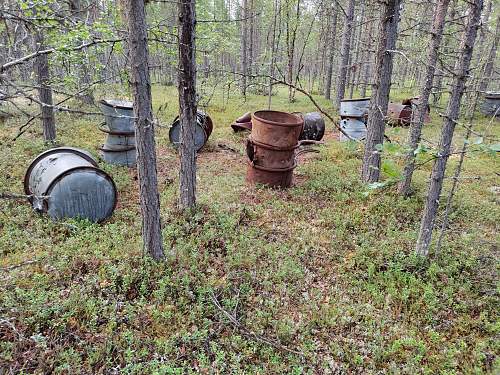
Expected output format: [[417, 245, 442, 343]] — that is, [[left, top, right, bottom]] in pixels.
[[231, 112, 252, 132], [402, 97, 431, 123], [251, 110, 304, 149], [99, 99, 134, 133], [340, 118, 367, 141], [24, 147, 117, 222], [481, 92, 500, 117], [98, 123, 137, 167], [387, 102, 412, 126], [299, 112, 325, 141], [169, 110, 213, 151]]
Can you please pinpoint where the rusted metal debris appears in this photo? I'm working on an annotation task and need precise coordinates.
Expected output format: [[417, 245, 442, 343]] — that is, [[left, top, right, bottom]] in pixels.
[[231, 112, 252, 132], [246, 110, 304, 188], [387, 102, 412, 126]]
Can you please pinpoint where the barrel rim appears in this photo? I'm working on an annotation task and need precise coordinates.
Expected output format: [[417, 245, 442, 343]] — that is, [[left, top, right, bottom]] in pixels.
[[99, 144, 137, 152], [99, 123, 135, 136], [247, 160, 297, 172], [99, 99, 133, 110], [340, 97, 370, 103], [248, 136, 299, 151], [45, 166, 118, 223], [168, 117, 208, 151], [252, 110, 304, 127], [24, 147, 98, 196]]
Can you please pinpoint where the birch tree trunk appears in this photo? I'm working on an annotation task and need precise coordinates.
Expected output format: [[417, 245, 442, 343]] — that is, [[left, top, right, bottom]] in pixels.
[[34, 32, 56, 142], [361, 0, 401, 183], [398, 0, 450, 197], [178, 0, 197, 209], [416, 0, 484, 257], [125, 0, 164, 260], [334, 0, 355, 108]]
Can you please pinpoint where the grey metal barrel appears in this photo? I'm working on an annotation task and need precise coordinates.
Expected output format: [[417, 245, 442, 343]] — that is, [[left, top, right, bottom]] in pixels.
[[340, 98, 370, 118], [299, 112, 325, 141], [481, 92, 500, 117], [99, 99, 134, 133], [169, 110, 213, 151], [98, 123, 137, 167], [340, 118, 367, 141], [24, 147, 117, 222]]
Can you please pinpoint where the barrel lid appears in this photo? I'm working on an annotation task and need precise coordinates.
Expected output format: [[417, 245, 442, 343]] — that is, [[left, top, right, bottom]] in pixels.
[[99, 99, 133, 110], [24, 147, 98, 196]]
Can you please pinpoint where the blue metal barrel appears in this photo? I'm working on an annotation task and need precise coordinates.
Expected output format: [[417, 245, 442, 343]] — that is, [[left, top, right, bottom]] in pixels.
[[24, 147, 117, 222], [340, 118, 367, 141], [340, 98, 370, 118]]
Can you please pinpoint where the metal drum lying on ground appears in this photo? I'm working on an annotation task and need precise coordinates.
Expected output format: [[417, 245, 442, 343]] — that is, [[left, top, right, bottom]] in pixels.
[[340, 118, 367, 141], [340, 98, 370, 117], [24, 147, 117, 222], [481, 92, 500, 117], [99, 99, 134, 133], [299, 112, 325, 141], [169, 110, 213, 151], [231, 112, 252, 132], [251, 110, 304, 149], [387, 103, 412, 126]]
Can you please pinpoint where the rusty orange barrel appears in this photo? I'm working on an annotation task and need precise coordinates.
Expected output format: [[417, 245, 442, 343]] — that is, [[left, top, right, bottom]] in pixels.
[[387, 103, 412, 126], [250, 110, 303, 149]]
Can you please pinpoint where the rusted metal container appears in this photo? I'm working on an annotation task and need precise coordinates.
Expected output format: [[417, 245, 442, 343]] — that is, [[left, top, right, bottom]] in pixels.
[[340, 118, 367, 141], [340, 98, 370, 118], [246, 137, 297, 170], [246, 162, 295, 189], [387, 103, 412, 126], [169, 110, 214, 151], [251, 110, 303, 149], [99, 99, 134, 133], [481, 92, 500, 117], [299, 112, 325, 141], [24, 147, 117, 222], [231, 112, 252, 132], [402, 97, 431, 123]]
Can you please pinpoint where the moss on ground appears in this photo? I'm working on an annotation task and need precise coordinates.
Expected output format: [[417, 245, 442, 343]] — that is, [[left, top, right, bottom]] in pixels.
[[0, 86, 498, 373]]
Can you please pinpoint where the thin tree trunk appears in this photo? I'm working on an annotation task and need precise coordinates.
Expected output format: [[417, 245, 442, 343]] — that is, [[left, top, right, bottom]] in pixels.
[[478, 15, 499, 94], [361, 0, 401, 183], [241, 0, 248, 96], [324, 5, 338, 100], [268, 0, 279, 109], [125, 0, 164, 261], [178, 0, 197, 209], [360, 19, 375, 98], [416, 0, 484, 257], [398, 0, 450, 197], [349, 1, 365, 99], [335, 0, 355, 108], [34, 32, 56, 142]]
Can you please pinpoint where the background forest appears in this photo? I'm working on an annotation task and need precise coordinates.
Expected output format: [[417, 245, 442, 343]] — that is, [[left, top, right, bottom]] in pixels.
[[0, 0, 499, 373]]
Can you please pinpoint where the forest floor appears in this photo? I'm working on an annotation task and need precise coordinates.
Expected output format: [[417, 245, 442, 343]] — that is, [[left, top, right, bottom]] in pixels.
[[0, 85, 499, 374]]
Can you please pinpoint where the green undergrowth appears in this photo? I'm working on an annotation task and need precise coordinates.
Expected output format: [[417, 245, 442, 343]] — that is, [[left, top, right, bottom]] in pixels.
[[0, 86, 498, 373]]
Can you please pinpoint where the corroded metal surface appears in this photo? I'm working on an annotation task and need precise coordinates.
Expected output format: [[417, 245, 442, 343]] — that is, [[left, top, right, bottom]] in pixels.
[[387, 103, 412, 126], [231, 112, 252, 132], [251, 110, 303, 149], [246, 137, 297, 170], [169, 110, 213, 151], [246, 162, 295, 188], [24, 147, 117, 222]]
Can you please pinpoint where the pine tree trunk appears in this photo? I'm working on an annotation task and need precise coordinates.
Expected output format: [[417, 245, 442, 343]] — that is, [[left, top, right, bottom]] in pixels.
[[178, 0, 197, 209], [334, 0, 355, 108], [240, 0, 248, 96], [415, 0, 484, 257], [34, 32, 56, 142], [324, 5, 338, 100], [349, 1, 365, 99], [398, 0, 450, 197], [125, 0, 164, 261], [268, 0, 279, 109], [361, 0, 401, 183]]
